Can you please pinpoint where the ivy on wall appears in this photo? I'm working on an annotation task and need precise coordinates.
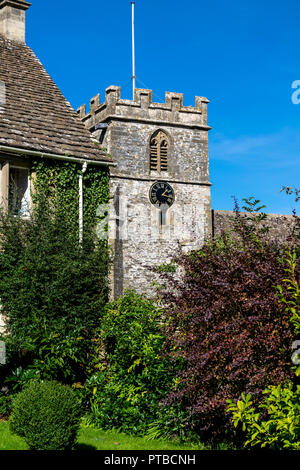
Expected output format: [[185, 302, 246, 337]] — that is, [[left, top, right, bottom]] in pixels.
[[30, 159, 110, 237], [0, 158, 111, 379]]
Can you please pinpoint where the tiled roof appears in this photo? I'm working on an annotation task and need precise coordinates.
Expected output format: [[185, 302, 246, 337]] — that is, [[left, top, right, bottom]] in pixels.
[[0, 34, 111, 163]]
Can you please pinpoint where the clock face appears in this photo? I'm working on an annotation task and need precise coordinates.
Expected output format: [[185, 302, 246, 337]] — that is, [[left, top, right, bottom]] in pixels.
[[149, 182, 175, 208]]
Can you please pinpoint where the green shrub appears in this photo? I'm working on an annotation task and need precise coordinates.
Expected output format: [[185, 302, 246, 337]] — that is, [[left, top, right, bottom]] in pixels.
[[145, 404, 196, 443], [28, 328, 97, 384], [2, 327, 102, 399], [0, 198, 110, 354], [84, 290, 177, 435], [0, 390, 14, 418], [9, 380, 83, 450], [275, 248, 300, 376], [227, 382, 300, 450]]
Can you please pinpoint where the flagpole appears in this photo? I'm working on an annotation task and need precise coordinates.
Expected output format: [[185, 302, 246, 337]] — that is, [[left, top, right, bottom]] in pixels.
[[131, 2, 136, 99]]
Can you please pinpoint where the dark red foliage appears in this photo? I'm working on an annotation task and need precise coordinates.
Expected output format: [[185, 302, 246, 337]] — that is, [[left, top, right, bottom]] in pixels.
[[161, 214, 298, 440]]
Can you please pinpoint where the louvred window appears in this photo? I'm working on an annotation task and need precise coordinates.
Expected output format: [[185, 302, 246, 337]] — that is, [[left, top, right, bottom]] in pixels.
[[150, 131, 169, 172]]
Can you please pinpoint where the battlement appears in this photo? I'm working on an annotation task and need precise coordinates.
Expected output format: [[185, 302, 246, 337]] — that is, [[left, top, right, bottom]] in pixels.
[[78, 86, 210, 131]]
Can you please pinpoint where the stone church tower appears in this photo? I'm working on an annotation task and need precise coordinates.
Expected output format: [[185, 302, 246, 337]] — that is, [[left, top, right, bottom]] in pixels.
[[79, 86, 212, 298]]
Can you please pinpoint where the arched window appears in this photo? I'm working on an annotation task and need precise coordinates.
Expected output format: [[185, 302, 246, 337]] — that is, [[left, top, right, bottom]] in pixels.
[[150, 130, 169, 172]]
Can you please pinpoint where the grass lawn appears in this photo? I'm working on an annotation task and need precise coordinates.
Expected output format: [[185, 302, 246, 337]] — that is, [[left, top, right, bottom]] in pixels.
[[0, 420, 206, 451]]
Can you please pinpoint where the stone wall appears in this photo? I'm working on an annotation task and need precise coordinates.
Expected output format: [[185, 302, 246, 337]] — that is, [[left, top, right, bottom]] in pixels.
[[212, 209, 298, 242], [109, 178, 211, 297], [101, 120, 209, 184]]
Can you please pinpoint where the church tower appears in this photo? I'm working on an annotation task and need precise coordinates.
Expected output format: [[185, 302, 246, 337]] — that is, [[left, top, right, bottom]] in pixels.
[[79, 86, 212, 298]]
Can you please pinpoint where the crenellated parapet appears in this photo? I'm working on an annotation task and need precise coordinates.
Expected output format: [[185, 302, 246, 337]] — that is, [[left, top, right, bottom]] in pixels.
[[78, 85, 210, 131]]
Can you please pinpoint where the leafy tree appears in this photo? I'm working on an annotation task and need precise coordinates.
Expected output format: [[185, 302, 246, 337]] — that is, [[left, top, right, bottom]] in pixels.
[[160, 199, 299, 441], [227, 246, 300, 450], [0, 189, 110, 385]]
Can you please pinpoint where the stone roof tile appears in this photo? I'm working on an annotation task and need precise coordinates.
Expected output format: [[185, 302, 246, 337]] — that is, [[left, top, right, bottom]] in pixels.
[[0, 34, 111, 163]]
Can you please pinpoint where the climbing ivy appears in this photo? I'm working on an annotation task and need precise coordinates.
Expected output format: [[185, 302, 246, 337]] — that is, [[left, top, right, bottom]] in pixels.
[[31, 158, 110, 237]]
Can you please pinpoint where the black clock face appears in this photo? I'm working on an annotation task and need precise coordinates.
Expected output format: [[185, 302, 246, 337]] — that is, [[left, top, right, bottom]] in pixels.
[[149, 182, 175, 208]]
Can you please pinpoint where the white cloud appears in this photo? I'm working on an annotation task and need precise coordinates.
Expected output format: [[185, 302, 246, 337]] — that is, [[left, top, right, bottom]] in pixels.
[[210, 128, 300, 168]]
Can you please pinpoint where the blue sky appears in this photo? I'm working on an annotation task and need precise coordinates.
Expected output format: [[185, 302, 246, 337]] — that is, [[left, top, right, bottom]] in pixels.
[[26, 0, 300, 214]]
